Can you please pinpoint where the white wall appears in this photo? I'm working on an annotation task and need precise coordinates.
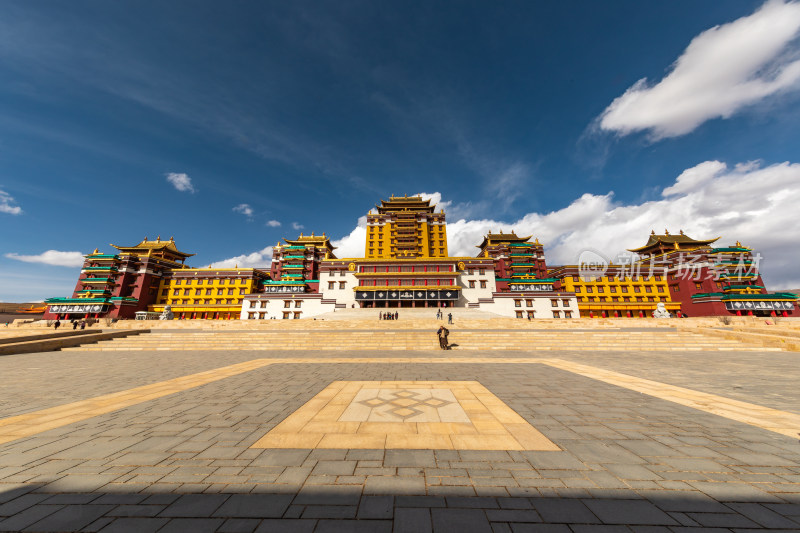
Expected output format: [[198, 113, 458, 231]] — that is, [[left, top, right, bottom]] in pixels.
[[477, 294, 579, 319], [318, 271, 358, 307], [240, 295, 338, 320], [457, 269, 496, 306]]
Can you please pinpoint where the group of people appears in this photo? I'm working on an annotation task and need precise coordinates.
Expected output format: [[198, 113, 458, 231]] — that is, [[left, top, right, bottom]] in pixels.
[[51, 318, 88, 330], [379, 311, 399, 320], [436, 310, 454, 324]]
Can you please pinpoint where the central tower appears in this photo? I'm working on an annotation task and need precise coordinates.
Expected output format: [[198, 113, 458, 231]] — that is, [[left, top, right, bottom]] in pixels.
[[365, 195, 448, 259]]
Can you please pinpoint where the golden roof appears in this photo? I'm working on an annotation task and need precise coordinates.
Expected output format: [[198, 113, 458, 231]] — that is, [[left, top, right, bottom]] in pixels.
[[627, 230, 719, 253], [375, 195, 435, 214], [111, 236, 195, 258], [477, 231, 534, 249]]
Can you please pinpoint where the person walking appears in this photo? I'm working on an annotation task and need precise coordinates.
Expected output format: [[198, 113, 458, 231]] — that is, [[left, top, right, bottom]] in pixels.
[[437, 326, 446, 350], [447, 313, 453, 324], [54, 319, 61, 330], [80, 320, 86, 330], [72, 320, 78, 330], [379, 312, 382, 320], [443, 326, 450, 350]]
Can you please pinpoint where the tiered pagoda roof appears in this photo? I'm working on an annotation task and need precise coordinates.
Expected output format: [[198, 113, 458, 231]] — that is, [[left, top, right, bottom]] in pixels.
[[280, 233, 337, 257], [375, 195, 436, 214], [476, 231, 535, 251], [628, 230, 719, 255], [111, 236, 194, 260]]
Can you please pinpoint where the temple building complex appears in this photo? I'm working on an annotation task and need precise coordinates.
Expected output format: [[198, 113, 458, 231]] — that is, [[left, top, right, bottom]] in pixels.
[[44, 195, 796, 320]]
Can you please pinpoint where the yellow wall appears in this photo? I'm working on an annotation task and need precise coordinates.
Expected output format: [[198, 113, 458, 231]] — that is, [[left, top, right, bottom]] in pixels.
[[559, 274, 680, 315], [150, 270, 261, 319], [365, 217, 448, 259]]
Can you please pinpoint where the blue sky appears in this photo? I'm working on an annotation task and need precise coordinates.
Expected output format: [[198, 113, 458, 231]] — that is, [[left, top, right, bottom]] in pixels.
[[2, 0, 800, 301]]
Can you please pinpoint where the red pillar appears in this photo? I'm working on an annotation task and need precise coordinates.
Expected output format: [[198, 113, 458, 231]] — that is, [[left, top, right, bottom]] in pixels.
[[589, 311, 593, 318], [736, 310, 741, 316]]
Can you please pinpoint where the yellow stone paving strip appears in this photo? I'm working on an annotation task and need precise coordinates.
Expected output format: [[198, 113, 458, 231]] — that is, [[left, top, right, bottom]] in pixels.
[[541, 359, 800, 439], [0, 359, 275, 446], [1, 356, 798, 447]]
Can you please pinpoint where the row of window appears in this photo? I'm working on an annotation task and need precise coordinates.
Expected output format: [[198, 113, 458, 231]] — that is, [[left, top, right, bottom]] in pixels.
[[171, 278, 249, 286], [575, 285, 664, 294], [514, 299, 572, 308], [367, 247, 447, 254], [572, 275, 663, 282], [579, 296, 662, 303], [514, 310, 572, 319], [359, 265, 455, 273], [246, 312, 301, 319], [466, 280, 488, 289], [358, 279, 454, 286], [166, 288, 247, 296], [328, 281, 347, 289], [166, 299, 242, 305]]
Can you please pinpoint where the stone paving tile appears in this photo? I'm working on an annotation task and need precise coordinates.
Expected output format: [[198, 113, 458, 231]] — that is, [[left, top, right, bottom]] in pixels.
[[432, 507, 493, 532], [24, 504, 114, 530], [95, 516, 170, 532], [0, 349, 799, 530]]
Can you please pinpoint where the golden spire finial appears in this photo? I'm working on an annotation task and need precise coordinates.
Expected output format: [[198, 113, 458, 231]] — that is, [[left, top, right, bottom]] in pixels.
[[235, 264, 238, 269], [679, 229, 684, 235], [311, 231, 315, 237], [736, 240, 742, 247], [300, 232, 304, 237], [93, 248, 99, 254], [651, 230, 655, 235], [157, 235, 161, 242], [664, 229, 669, 235]]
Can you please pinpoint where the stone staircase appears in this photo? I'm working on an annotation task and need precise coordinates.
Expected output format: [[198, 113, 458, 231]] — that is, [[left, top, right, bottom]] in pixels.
[[61, 327, 770, 352]]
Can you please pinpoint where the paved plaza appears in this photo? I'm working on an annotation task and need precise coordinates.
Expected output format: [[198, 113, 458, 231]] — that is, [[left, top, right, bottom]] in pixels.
[[1, 345, 799, 532]]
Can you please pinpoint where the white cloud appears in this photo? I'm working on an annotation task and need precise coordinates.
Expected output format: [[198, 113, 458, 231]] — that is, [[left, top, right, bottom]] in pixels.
[[206, 246, 273, 269], [599, 0, 800, 139], [331, 216, 368, 258], [5, 250, 85, 267], [291, 222, 304, 230], [165, 172, 196, 193], [662, 160, 727, 197], [233, 203, 254, 218], [327, 162, 800, 288], [266, 220, 281, 227], [0, 189, 22, 215]]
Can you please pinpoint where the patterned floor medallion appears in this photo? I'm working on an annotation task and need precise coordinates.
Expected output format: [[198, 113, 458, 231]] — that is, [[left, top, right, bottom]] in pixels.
[[252, 381, 559, 450]]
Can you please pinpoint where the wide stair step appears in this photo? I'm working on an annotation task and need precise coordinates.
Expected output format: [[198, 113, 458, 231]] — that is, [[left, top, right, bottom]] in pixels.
[[62, 329, 771, 352]]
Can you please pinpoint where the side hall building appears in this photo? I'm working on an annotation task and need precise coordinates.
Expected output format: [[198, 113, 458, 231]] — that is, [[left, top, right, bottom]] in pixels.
[[44, 196, 796, 321]]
